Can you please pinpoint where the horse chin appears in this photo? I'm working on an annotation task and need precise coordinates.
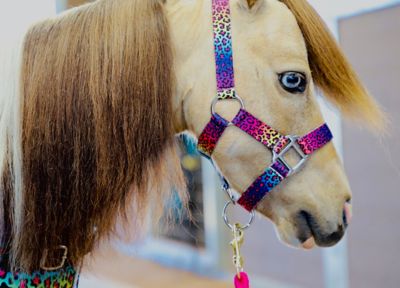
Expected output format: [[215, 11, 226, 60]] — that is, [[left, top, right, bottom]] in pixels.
[[273, 210, 347, 250], [272, 217, 318, 250], [277, 231, 316, 250]]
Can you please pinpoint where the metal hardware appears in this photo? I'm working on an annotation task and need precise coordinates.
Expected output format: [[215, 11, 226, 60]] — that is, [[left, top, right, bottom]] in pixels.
[[222, 182, 239, 203], [272, 135, 308, 177], [40, 245, 68, 271], [211, 95, 245, 117], [231, 223, 245, 278], [223, 200, 255, 230]]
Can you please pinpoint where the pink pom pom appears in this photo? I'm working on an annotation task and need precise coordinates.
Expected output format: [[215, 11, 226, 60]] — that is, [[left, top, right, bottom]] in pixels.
[[234, 272, 250, 288]]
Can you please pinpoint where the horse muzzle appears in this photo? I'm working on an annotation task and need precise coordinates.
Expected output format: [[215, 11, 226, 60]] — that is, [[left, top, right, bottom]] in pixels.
[[296, 201, 352, 248]]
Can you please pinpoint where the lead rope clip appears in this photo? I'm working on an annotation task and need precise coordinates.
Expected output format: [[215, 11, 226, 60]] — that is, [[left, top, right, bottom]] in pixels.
[[231, 224, 244, 278], [222, 185, 254, 288], [230, 224, 250, 288]]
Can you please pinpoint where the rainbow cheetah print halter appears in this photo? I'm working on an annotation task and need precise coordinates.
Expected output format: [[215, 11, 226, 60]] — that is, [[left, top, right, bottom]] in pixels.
[[197, 0, 333, 212]]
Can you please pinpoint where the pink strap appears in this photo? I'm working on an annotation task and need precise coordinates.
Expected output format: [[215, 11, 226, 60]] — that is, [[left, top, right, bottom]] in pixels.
[[232, 109, 283, 149], [197, 113, 229, 157], [297, 124, 332, 155]]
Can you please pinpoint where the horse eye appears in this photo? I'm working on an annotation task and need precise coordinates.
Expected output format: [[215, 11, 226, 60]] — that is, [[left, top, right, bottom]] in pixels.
[[279, 72, 307, 94]]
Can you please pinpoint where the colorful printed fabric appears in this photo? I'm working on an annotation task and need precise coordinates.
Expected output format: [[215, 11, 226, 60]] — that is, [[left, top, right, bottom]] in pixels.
[[212, 0, 235, 98], [232, 109, 283, 149], [237, 168, 283, 211], [217, 88, 236, 100], [197, 113, 229, 157], [273, 137, 290, 154], [297, 124, 333, 155], [271, 160, 290, 178], [0, 266, 76, 288]]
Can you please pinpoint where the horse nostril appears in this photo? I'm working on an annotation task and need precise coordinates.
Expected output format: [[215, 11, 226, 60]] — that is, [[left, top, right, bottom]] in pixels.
[[313, 224, 345, 247], [343, 201, 352, 227], [326, 224, 345, 245]]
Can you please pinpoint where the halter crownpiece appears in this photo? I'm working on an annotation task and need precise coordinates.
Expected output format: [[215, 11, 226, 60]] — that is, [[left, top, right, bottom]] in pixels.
[[197, 0, 333, 212]]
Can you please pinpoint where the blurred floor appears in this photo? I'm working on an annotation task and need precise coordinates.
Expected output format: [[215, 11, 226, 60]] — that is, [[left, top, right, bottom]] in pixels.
[[79, 244, 230, 288]]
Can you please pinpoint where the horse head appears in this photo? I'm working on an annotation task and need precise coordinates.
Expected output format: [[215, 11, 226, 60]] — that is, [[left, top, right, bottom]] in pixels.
[[167, 0, 383, 248]]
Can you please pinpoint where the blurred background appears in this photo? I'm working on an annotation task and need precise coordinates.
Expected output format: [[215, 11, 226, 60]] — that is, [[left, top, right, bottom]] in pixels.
[[1, 1, 399, 287]]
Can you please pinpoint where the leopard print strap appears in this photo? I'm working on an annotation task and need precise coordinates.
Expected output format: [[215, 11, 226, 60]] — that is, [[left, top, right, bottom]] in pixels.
[[237, 167, 284, 211], [231, 109, 284, 149], [212, 0, 236, 100], [197, 113, 229, 158], [297, 124, 332, 155]]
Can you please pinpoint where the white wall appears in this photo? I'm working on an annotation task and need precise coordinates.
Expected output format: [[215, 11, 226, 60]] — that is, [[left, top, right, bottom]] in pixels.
[[0, 0, 56, 37], [309, 0, 400, 31], [306, 1, 399, 288]]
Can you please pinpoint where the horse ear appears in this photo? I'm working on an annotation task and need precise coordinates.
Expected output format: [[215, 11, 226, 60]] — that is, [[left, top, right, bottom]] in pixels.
[[247, 0, 258, 8], [238, 0, 263, 10]]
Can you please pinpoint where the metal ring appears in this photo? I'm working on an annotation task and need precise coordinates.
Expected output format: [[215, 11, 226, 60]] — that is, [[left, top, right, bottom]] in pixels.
[[223, 200, 255, 230], [211, 95, 245, 116]]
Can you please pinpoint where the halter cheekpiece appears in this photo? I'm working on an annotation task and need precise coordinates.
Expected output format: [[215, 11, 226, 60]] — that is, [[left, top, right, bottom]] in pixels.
[[197, 0, 333, 212]]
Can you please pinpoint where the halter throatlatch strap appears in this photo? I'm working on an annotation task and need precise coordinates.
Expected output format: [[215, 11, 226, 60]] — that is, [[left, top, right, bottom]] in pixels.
[[197, 0, 333, 212]]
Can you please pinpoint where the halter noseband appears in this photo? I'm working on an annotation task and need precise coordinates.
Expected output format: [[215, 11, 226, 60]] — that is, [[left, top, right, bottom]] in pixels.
[[197, 0, 333, 212]]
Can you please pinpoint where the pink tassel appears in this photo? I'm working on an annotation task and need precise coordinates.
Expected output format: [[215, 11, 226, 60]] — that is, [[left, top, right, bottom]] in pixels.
[[234, 272, 250, 288]]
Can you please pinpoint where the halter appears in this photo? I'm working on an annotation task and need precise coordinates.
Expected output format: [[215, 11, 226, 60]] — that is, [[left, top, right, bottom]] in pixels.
[[197, 0, 333, 213], [198, 4, 333, 283]]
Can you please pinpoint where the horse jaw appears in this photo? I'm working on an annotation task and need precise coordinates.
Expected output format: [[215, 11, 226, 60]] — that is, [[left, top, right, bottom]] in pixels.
[[167, 0, 352, 249]]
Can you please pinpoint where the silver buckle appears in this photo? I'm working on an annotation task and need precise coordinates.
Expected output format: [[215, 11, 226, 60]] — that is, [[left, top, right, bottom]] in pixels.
[[40, 245, 68, 271], [272, 135, 308, 177]]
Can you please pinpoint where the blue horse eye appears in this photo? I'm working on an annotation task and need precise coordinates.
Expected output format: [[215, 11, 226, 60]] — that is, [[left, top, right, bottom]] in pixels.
[[279, 72, 307, 94]]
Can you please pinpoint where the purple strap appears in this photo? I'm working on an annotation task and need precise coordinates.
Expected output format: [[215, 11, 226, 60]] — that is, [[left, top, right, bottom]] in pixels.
[[197, 0, 334, 211], [237, 168, 283, 211]]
